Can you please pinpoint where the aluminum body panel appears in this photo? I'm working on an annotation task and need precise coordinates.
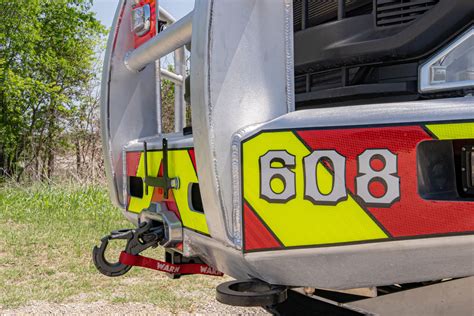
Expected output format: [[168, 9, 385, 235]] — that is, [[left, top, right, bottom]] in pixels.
[[223, 97, 474, 288], [184, 228, 473, 289], [232, 97, 474, 247], [183, 229, 259, 280], [101, 0, 158, 207], [191, 0, 294, 246], [240, 97, 474, 133], [245, 235, 474, 289], [347, 277, 474, 316]]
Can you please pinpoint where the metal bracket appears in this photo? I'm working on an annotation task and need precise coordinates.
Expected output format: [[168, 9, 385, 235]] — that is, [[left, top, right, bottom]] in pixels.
[[144, 138, 180, 198], [140, 207, 183, 248]]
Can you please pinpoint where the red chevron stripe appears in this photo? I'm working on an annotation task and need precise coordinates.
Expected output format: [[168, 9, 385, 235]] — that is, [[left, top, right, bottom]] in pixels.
[[126, 152, 142, 176], [297, 126, 474, 237], [244, 202, 282, 251]]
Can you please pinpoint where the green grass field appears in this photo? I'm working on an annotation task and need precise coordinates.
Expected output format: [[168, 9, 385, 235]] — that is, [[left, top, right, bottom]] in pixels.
[[0, 182, 229, 311]]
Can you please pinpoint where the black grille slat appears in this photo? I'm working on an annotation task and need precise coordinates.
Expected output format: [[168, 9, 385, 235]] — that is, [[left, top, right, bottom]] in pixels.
[[294, 0, 440, 30], [376, 0, 436, 12], [307, 1, 339, 26], [294, 0, 373, 30], [376, 0, 439, 27], [378, 5, 436, 18], [377, 15, 422, 26], [293, 0, 303, 31]]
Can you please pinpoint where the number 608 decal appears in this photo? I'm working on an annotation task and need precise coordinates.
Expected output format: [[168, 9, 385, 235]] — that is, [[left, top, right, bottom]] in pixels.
[[259, 149, 400, 207]]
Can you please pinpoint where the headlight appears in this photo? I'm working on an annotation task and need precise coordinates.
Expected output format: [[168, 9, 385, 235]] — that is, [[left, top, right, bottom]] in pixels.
[[131, 4, 151, 37], [419, 26, 474, 93]]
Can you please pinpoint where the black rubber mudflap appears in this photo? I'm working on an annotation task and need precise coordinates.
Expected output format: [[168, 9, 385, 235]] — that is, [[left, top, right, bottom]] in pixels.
[[216, 279, 288, 307]]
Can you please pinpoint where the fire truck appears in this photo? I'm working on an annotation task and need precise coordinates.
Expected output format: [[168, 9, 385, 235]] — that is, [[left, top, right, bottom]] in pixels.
[[93, 0, 474, 314]]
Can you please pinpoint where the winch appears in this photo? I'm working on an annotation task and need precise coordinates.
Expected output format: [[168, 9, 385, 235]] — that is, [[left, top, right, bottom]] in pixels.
[[93, 220, 222, 278]]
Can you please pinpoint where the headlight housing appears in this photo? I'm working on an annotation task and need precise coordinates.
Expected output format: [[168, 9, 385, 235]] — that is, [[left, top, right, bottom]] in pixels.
[[131, 4, 151, 37], [419, 27, 474, 93]]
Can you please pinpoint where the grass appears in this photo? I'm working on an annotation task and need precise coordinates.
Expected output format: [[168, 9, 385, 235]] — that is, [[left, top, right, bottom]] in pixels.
[[0, 182, 227, 311]]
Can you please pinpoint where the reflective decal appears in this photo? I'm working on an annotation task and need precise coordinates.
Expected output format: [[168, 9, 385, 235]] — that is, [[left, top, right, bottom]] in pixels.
[[242, 131, 388, 251], [304, 150, 347, 205], [426, 122, 474, 140], [242, 123, 474, 252], [356, 149, 400, 207], [126, 149, 209, 235], [260, 151, 296, 203]]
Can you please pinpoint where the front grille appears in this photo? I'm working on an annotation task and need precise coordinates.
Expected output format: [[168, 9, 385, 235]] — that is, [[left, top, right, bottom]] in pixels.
[[294, 0, 303, 28], [294, 0, 373, 31], [295, 68, 361, 94], [306, 0, 340, 26], [376, 0, 439, 27], [293, 0, 449, 108]]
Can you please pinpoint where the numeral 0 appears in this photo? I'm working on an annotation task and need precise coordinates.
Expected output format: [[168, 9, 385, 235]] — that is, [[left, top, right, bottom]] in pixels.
[[259, 149, 400, 206]]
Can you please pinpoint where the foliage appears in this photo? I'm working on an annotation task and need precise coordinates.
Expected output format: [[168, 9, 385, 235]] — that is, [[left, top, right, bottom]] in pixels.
[[0, 182, 233, 311], [161, 62, 192, 133], [161, 74, 176, 134], [0, 0, 105, 181]]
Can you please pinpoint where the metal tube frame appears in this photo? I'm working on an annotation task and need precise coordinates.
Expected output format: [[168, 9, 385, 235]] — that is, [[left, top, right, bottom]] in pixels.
[[173, 46, 186, 133], [161, 68, 184, 85], [130, 5, 190, 135], [124, 11, 192, 73]]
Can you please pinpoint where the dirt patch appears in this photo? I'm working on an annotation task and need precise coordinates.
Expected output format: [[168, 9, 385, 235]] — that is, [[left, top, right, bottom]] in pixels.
[[0, 301, 269, 315]]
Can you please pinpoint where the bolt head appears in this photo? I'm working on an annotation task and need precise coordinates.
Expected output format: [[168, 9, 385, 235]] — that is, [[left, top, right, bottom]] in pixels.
[[303, 287, 316, 296]]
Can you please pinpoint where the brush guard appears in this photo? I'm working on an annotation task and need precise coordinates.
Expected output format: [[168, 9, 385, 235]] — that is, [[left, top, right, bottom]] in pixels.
[[92, 221, 223, 278]]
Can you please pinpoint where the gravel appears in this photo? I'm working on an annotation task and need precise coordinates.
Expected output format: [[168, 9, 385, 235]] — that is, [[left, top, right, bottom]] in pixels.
[[0, 301, 269, 315]]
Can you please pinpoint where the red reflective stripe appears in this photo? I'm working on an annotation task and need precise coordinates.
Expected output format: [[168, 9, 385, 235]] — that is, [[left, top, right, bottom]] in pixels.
[[119, 252, 223, 276], [244, 202, 283, 251], [297, 126, 474, 237], [188, 149, 197, 172], [126, 152, 142, 176]]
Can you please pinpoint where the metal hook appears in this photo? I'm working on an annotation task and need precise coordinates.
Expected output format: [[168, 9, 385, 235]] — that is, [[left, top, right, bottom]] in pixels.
[[92, 222, 164, 277], [92, 234, 133, 277]]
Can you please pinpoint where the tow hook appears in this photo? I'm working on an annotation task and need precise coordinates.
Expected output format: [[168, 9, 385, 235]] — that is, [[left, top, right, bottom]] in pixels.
[[92, 221, 164, 277]]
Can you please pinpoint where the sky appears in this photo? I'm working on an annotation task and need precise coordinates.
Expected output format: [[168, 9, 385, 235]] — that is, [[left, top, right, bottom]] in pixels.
[[92, 0, 195, 28]]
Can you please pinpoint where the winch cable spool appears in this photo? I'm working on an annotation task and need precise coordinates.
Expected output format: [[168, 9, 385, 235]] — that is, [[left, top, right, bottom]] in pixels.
[[92, 221, 223, 278]]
